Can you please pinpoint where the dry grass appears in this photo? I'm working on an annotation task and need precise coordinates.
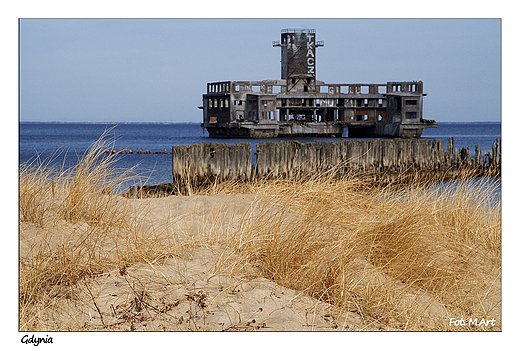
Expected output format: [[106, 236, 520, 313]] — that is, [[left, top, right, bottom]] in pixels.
[[19, 135, 501, 331], [214, 172, 501, 330], [19, 132, 183, 330]]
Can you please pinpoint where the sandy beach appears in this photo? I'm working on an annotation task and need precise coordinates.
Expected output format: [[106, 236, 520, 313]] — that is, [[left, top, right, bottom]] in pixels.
[[20, 187, 501, 331], [20, 194, 394, 331]]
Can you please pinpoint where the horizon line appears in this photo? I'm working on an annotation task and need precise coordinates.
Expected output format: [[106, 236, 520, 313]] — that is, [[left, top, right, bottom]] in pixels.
[[19, 120, 501, 124]]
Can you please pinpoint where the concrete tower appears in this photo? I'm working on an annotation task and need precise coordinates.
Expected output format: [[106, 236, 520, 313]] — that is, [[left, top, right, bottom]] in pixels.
[[273, 29, 324, 93]]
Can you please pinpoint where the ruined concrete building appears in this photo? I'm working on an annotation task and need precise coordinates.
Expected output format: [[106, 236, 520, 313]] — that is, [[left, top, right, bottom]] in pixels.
[[201, 29, 437, 138]]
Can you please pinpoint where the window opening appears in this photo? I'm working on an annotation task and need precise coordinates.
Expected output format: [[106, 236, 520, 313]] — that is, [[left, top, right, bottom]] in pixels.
[[395, 97, 402, 111]]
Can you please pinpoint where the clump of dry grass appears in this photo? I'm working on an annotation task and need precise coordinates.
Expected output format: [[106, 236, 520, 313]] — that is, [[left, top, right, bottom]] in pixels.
[[19, 132, 183, 330], [217, 173, 501, 330], [19, 151, 61, 227]]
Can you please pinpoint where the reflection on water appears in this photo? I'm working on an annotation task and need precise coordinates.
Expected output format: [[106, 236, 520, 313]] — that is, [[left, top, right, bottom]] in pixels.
[[432, 176, 501, 203], [382, 176, 501, 209]]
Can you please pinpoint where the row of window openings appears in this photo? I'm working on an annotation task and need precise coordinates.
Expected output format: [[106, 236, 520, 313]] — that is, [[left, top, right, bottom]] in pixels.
[[318, 84, 419, 94], [209, 83, 230, 93], [392, 84, 419, 92], [279, 98, 416, 106], [282, 98, 413, 107], [210, 99, 275, 108], [354, 115, 384, 121], [319, 86, 378, 94], [212, 83, 419, 94], [232, 83, 410, 94], [208, 98, 229, 108], [230, 98, 387, 107], [328, 114, 419, 121], [233, 85, 383, 94], [223, 112, 415, 122], [235, 111, 385, 122], [211, 98, 416, 109], [234, 85, 282, 93]]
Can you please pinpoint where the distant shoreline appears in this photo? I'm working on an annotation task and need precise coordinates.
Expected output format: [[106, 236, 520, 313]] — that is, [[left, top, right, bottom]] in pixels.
[[19, 121, 501, 125], [19, 121, 202, 125]]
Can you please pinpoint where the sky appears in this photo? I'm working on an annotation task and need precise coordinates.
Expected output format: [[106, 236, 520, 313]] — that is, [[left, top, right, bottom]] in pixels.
[[19, 18, 501, 123]]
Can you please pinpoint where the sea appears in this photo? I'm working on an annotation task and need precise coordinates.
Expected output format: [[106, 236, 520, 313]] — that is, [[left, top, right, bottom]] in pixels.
[[19, 122, 501, 189]]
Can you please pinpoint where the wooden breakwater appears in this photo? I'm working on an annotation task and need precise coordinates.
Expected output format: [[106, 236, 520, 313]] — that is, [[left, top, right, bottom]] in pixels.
[[121, 137, 502, 197], [255, 137, 501, 183], [168, 138, 500, 189], [171, 142, 252, 185]]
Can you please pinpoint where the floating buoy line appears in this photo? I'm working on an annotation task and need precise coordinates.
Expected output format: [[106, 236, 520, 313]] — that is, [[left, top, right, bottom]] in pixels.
[[103, 148, 170, 155]]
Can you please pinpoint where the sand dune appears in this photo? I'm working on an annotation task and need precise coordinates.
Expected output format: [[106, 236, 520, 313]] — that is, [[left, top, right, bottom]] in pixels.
[[20, 189, 500, 331], [20, 194, 393, 331]]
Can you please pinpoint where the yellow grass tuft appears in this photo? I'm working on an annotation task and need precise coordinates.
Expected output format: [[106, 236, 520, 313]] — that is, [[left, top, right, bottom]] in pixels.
[[19, 131, 181, 329]]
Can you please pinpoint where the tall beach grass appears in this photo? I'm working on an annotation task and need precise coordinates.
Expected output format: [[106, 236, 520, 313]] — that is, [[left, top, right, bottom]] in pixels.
[[214, 172, 501, 330], [19, 132, 184, 330]]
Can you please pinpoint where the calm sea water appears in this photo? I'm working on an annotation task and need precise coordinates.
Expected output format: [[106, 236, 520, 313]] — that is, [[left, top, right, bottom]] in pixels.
[[19, 122, 501, 186]]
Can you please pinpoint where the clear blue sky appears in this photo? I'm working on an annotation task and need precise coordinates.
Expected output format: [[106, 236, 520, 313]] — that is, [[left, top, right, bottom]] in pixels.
[[19, 18, 500, 123]]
